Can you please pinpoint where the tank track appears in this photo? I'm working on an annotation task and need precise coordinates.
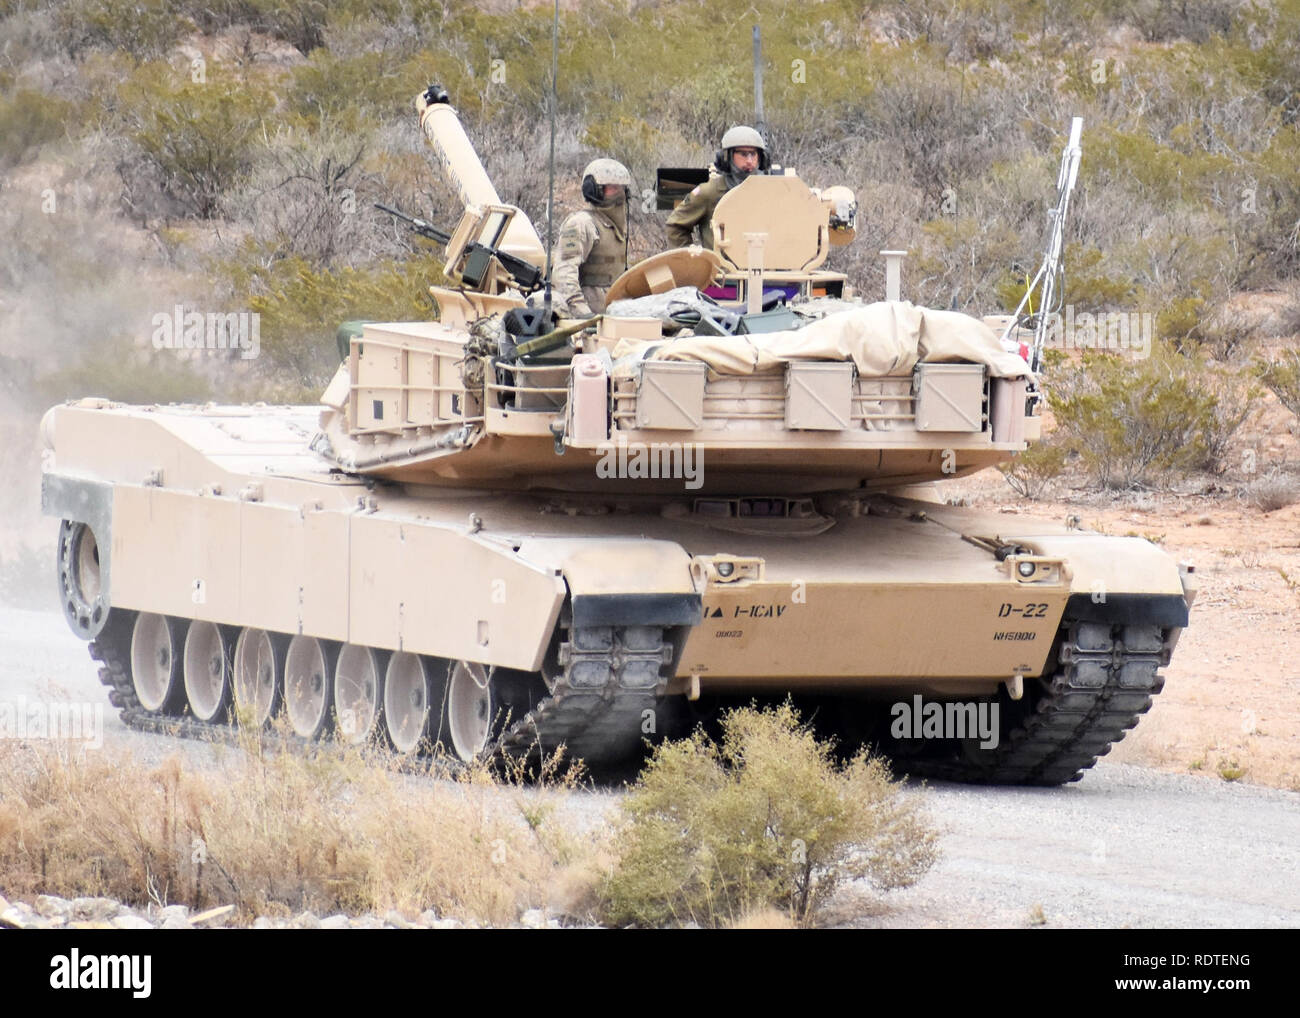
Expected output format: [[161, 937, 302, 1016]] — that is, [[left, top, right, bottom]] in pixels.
[[90, 611, 141, 714], [490, 625, 670, 768], [900, 619, 1167, 786], [89, 609, 671, 774]]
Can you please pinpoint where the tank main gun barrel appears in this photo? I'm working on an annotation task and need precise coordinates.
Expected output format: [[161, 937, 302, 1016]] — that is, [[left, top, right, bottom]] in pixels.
[[417, 85, 547, 269]]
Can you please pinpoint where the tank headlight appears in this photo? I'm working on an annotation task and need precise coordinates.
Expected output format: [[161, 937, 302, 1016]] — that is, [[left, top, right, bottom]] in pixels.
[[1017, 561, 1036, 578], [716, 561, 735, 578]]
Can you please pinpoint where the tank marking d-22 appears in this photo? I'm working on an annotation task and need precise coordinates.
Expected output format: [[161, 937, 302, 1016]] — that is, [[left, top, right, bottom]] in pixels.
[[681, 582, 1065, 681]]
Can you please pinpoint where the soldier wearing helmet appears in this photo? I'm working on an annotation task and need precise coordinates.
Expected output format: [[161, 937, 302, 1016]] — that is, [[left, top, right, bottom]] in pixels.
[[665, 125, 770, 250], [551, 158, 632, 317]]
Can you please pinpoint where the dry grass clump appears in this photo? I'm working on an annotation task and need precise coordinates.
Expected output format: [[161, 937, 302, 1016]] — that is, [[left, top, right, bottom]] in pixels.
[[0, 733, 594, 925], [599, 702, 938, 928], [1241, 470, 1300, 512]]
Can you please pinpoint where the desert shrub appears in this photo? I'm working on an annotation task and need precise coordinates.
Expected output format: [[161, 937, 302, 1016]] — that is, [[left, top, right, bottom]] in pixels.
[[0, 88, 74, 167], [1127, 0, 1236, 44], [1255, 349, 1300, 419], [1271, 288, 1300, 340], [998, 441, 1068, 500], [1049, 345, 1219, 488], [850, 47, 1010, 197], [600, 702, 938, 928], [118, 72, 276, 220], [1195, 366, 1260, 474], [912, 210, 1025, 312], [55, 0, 181, 61], [1157, 294, 1209, 355], [1059, 245, 1141, 311], [176, 0, 331, 53], [227, 251, 444, 399], [229, 129, 386, 267], [288, 49, 412, 124], [1241, 469, 1300, 512], [253, 0, 330, 53]]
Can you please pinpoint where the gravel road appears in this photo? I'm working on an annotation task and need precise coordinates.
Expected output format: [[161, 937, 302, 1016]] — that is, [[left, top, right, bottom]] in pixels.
[[4, 605, 1297, 929]]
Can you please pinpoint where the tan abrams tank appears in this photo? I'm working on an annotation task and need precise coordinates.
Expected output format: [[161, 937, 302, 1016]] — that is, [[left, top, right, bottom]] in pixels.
[[41, 88, 1195, 783]]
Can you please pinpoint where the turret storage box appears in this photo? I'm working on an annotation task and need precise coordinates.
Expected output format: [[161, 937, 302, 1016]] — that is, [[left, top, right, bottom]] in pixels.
[[913, 363, 986, 433], [784, 362, 854, 431], [634, 361, 707, 430]]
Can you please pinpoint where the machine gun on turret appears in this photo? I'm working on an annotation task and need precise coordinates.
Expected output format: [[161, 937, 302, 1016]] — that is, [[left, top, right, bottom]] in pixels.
[[376, 202, 546, 294]]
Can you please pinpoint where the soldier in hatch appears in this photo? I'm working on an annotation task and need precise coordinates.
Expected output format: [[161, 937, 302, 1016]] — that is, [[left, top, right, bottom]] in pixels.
[[665, 125, 770, 250], [551, 158, 632, 317]]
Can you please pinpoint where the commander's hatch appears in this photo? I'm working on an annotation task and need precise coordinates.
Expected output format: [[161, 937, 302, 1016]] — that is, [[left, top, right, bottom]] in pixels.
[[711, 176, 831, 274], [605, 247, 723, 304]]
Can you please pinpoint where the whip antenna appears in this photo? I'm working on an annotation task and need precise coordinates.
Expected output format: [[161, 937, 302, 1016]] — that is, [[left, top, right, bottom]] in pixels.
[[1000, 116, 1083, 373], [543, 0, 559, 309]]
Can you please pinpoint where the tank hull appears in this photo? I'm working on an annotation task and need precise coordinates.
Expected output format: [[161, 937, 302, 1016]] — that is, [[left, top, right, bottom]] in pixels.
[[43, 400, 1192, 782]]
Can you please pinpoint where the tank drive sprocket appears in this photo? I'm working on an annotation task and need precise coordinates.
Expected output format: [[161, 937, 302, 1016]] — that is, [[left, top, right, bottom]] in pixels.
[[895, 619, 1167, 785]]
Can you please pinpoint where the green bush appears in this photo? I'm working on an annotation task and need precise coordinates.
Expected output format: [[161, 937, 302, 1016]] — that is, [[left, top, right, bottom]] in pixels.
[[1255, 349, 1300, 419], [1049, 345, 1220, 488], [998, 441, 1068, 500], [119, 72, 276, 219], [1195, 366, 1259, 474], [55, 0, 182, 60], [227, 251, 444, 400], [0, 88, 74, 168], [599, 702, 938, 928], [177, 0, 331, 53], [288, 50, 411, 125]]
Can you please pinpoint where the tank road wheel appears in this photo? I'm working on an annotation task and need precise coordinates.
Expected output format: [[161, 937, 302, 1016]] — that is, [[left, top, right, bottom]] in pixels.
[[129, 613, 185, 715], [383, 652, 435, 755], [183, 621, 234, 723], [441, 660, 496, 763], [58, 520, 109, 640], [285, 636, 335, 740], [333, 644, 384, 745], [233, 628, 285, 728]]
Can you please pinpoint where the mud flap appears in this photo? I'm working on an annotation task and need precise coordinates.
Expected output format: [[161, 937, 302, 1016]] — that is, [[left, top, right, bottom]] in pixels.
[[1064, 592, 1189, 627], [571, 592, 702, 628]]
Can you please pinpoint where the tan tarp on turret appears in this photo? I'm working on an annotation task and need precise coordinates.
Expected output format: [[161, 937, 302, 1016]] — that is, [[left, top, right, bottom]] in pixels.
[[611, 301, 1030, 378]]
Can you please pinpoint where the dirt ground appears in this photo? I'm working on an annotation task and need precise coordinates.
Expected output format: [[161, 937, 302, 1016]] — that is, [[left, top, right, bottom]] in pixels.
[[944, 454, 1300, 793]]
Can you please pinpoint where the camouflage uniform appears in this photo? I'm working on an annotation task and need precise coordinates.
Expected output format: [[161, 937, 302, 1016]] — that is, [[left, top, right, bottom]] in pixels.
[[551, 207, 628, 317], [664, 172, 732, 251]]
